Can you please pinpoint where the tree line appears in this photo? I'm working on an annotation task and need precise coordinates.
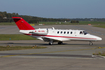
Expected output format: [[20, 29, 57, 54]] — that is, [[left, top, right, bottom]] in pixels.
[[0, 11, 105, 23], [0, 11, 70, 23]]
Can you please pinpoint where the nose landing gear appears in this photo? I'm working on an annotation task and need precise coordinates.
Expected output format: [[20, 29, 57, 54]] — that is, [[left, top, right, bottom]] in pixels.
[[89, 41, 93, 45]]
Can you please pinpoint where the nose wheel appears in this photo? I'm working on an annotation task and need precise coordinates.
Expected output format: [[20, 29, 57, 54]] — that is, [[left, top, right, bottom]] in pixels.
[[89, 41, 93, 45]]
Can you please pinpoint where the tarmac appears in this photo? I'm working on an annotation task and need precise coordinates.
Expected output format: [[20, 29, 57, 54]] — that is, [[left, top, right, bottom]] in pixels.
[[0, 25, 105, 70]]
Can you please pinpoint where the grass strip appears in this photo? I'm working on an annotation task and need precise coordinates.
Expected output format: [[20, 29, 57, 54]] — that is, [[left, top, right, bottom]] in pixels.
[[93, 51, 105, 56], [0, 34, 37, 40], [0, 21, 105, 25], [94, 25, 105, 28], [38, 21, 105, 25], [0, 22, 16, 25], [0, 45, 47, 51]]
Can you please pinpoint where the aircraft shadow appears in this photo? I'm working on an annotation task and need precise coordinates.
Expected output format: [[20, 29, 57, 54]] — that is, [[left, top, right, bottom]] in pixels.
[[0, 42, 104, 47], [0, 53, 93, 58]]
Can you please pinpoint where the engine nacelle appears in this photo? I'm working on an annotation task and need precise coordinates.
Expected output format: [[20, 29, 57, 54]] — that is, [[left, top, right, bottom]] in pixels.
[[29, 29, 48, 35]]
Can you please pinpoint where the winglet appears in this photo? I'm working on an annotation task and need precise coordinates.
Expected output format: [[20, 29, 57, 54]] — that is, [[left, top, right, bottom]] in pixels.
[[12, 17, 35, 30]]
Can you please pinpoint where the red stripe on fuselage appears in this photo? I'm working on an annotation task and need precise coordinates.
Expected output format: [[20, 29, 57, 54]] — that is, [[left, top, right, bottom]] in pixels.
[[24, 34, 97, 40]]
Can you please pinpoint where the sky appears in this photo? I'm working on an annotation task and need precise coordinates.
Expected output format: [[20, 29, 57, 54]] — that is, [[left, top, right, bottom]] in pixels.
[[0, 0, 105, 18]]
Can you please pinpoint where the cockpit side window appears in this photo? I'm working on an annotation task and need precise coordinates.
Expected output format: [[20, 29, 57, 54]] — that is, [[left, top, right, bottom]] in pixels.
[[80, 31, 83, 34]]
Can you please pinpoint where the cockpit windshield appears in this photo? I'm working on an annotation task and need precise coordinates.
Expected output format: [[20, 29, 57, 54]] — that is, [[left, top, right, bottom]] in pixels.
[[83, 31, 88, 35], [80, 31, 88, 35]]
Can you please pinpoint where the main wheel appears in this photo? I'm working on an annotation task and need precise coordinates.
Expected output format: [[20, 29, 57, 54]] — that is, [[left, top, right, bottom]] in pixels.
[[58, 41, 63, 45], [49, 40, 53, 45], [49, 42, 53, 45]]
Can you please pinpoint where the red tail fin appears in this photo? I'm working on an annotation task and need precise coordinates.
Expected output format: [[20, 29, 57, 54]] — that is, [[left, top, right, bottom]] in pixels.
[[12, 17, 35, 30]]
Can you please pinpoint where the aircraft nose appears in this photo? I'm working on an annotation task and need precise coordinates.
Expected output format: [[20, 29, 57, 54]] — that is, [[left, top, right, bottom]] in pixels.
[[96, 37, 102, 41]]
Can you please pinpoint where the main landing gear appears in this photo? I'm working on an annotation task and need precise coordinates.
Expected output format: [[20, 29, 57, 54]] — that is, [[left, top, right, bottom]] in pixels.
[[89, 41, 93, 45], [58, 41, 63, 45], [49, 42, 53, 45], [49, 40, 63, 45], [49, 40, 53, 45]]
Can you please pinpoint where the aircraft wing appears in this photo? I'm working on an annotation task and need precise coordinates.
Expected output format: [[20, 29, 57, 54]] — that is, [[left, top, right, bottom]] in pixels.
[[42, 36, 68, 42]]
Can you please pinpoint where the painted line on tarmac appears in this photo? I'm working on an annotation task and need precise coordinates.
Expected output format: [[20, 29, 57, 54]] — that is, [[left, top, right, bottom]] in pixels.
[[29, 47, 105, 55], [0, 46, 105, 58], [0, 55, 18, 58]]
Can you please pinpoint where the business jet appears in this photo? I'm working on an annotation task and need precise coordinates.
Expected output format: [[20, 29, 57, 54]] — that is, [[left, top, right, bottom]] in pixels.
[[12, 17, 102, 45]]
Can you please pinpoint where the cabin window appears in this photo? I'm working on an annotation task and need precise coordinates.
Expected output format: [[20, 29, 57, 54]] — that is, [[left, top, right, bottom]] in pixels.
[[57, 31, 59, 34], [71, 32, 72, 34], [64, 31, 66, 34], [67, 32, 69, 34], [61, 31, 63, 34]]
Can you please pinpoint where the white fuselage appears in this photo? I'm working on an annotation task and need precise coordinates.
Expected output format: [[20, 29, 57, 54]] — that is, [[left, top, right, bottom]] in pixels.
[[12, 17, 102, 45], [20, 27, 102, 42]]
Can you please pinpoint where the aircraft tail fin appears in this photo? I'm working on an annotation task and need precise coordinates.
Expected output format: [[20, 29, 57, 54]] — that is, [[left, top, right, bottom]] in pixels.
[[12, 17, 35, 30]]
